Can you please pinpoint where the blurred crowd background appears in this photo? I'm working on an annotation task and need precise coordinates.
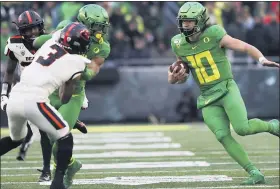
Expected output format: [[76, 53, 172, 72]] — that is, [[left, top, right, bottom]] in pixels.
[[0, 2, 279, 124], [1, 1, 279, 62]]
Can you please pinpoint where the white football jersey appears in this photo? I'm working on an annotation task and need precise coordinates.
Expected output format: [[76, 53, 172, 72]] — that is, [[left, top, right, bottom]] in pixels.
[[4, 35, 37, 75], [10, 38, 90, 102]]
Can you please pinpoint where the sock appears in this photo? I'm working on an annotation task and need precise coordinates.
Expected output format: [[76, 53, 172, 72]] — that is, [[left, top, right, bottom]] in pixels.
[[19, 122, 33, 152], [220, 134, 258, 174], [0, 136, 23, 156], [52, 141, 58, 165], [246, 118, 271, 134], [55, 133, 73, 177], [39, 129, 52, 172]]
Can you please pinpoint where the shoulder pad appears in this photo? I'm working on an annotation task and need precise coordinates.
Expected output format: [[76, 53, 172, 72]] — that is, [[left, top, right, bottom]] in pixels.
[[8, 35, 24, 44]]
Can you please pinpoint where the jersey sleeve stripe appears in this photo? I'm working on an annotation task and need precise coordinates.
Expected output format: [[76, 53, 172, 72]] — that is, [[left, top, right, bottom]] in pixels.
[[37, 103, 66, 130], [10, 36, 22, 39], [25, 11, 32, 24]]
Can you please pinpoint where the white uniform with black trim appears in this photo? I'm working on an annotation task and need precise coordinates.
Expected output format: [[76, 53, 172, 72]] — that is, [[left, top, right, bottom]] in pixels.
[[4, 36, 36, 76], [7, 38, 90, 141]]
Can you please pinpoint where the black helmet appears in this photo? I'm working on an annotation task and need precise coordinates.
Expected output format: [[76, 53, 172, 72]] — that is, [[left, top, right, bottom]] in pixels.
[[14, 10, 44, 40], [58, 22, 91, 55]]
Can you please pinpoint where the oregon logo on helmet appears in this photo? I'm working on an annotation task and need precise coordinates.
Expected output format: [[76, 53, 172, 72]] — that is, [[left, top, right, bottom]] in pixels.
[[177, 2, 209, 37], [77, 4, 110, 36]]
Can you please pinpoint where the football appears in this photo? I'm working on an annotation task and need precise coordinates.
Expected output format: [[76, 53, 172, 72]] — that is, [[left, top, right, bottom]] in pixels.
[[170, 60, 189, 74]]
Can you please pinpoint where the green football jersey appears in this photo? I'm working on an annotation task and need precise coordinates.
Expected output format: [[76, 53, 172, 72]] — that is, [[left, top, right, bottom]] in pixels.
[[34, 20, 111, 94], [171, 25, 233, 93]]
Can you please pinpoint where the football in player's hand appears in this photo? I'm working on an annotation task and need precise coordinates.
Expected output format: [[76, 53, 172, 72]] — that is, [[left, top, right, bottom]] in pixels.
[[170, 60, 189, 73]]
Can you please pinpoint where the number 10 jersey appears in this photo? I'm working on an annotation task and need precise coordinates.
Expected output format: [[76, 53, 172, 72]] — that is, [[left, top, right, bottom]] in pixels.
[[171, 24, 233, 93]]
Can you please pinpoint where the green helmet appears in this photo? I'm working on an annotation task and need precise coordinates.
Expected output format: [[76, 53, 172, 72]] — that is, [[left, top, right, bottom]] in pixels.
[[177, 2, 209, 37], [77, 4, 110, 35]]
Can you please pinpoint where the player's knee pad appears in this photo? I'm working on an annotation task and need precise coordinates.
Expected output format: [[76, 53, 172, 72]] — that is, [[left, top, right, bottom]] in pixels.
[[215, 130, 230, 143]]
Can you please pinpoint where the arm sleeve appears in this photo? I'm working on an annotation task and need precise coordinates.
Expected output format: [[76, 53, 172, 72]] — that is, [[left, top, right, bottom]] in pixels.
[[33, 34, 52, 49]]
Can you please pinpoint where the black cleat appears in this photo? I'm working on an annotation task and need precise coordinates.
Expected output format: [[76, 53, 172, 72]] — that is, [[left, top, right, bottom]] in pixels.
[[16, 150, 26, 161], [37, 169, 51, 182], [73, 120, 88, 134]]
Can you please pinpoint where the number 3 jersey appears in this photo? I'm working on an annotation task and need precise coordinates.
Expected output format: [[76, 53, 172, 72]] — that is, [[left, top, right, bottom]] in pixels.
[[171, 25, 233, 93], [4, 35, 37, 75], [10, 38, 90, 102]]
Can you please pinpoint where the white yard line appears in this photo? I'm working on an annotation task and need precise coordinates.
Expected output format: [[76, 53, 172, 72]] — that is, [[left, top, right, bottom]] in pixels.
[[146, 186, 279, 189], [73, 132, 164, 138], [1, 169, 279, 177], [2, 161, 279, 170], [74, 137, 172, 143], [2, 154, 278, 161], [73, 143, 181, 150]]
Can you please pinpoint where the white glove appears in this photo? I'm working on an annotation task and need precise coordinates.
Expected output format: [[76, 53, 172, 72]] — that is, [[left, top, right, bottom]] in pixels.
[[1, 95, 9, 111], [81, 95, 89, 110]]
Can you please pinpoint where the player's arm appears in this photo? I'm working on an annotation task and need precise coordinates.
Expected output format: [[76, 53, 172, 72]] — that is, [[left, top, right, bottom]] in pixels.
[[220, 35, 279, 68], [59, 73, 82, 104], [168, 56, 188, 84], [33, 34, 52, 50], [1, 57, 17, 111], [81, 57, 104, 81]]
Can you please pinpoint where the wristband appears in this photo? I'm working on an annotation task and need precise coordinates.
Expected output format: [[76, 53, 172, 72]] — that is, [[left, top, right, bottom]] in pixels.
[[258, 57, 266, 65], [1, 82, 11, 96]]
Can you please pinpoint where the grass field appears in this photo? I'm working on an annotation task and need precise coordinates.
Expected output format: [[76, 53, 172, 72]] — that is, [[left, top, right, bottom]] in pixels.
[[1, 123, 279, 189]]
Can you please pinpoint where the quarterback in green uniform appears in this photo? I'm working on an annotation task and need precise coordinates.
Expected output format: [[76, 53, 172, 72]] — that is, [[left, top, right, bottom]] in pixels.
[[33, 4, 110, 188], [169, 2, 279, 185]]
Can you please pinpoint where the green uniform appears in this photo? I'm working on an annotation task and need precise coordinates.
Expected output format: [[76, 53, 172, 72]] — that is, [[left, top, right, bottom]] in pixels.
[[171, 24, 275, 173]]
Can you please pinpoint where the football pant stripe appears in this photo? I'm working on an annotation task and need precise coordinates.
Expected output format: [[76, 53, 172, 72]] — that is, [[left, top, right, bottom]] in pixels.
[[37, 103, 66, 130], [25, 11, 32, 24]]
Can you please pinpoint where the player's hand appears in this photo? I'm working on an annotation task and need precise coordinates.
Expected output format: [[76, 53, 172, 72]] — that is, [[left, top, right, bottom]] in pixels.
[[262, 59, 280, 68], [168, 65, 188, 81], [81, 95, 89, 110], [1, 95, 9, 111]]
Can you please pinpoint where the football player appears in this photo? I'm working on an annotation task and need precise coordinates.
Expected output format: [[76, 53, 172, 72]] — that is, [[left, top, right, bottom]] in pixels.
[[169, 2, 279, 185], [0, 22, 91, 189], [33, 4, 111, 188], [0, 10, 53, 181]]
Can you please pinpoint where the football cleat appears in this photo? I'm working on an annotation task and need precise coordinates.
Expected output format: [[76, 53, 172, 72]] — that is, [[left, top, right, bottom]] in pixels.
[[73, 120, 88, 134], [37, 169, 51, 182], [64, 159, 82, 188], [16, 150, 26, 161], [241, 170, 265, 185], [268, 119, 279, 137]]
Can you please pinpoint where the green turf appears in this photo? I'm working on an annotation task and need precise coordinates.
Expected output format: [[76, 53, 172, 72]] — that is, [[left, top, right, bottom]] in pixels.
[[1, 123, 279, 189]]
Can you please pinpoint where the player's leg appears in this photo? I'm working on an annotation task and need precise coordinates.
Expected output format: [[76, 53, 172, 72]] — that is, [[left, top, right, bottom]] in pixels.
[[223, 80, 279, 137], [37, 129, 52, 182], [30, 102, 73, 189], [51, 94, 84, 188], [16, 122, 34, 161], [0, 101, 27, 156], [202, 104, 265, 185], [49, 91, 87, 133]]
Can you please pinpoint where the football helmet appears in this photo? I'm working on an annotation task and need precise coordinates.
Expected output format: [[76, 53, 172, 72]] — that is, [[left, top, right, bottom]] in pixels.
[[14, 10, 44, 41], [77, 4, 110, 35], [58, 22, 91, 55], [177, 2, 209, 37]]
